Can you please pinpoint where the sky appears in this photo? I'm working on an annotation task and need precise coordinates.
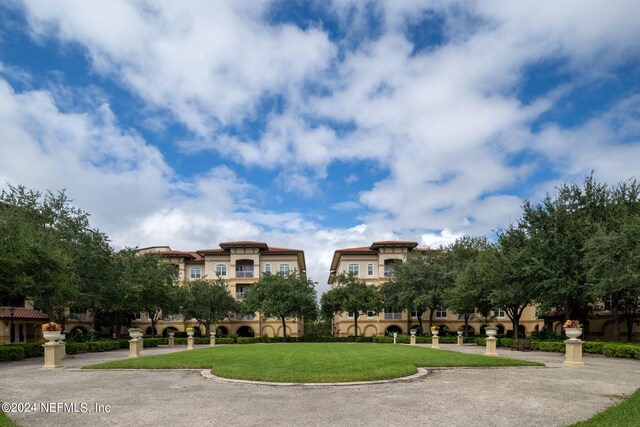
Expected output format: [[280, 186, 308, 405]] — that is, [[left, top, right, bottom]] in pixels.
[[1, 1, 639, 293]]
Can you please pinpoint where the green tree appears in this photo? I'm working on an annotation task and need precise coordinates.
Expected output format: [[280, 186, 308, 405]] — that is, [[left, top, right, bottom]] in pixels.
[[243, 271, 317, 338], [387, 251, 450, 335], [321, 273, 382, 337], [444, 236, 492, 337], [488, 227, 542, 339], [584, 217, 640, 341], [182, 278, 239, 336], [137, 253, 181, 336]]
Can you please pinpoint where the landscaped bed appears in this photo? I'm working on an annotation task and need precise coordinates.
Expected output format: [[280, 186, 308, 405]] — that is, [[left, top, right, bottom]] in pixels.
[[85, 343, 541, 382]]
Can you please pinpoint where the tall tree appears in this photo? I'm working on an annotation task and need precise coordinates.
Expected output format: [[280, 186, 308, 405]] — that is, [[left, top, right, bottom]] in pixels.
[[243, 271, 317, 338], [444, 237, 492, 337], [137, 253, 181, 336], [487, 227, 541, 339], [584, 217, 640, 341], [520, 174, 610, 324], [321, 273, 382, 337], [388, 251, 450, 335], [182, 278, 239, 336]]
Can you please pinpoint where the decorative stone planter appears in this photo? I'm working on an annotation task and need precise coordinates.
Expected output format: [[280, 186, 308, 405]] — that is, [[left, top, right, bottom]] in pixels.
[[129, 331, 143, 340], [431, 330, 439, 337], [187, 331, 195, 337], [42, 331, 64, 344], [565, 328, 583, 341], [210, 332, 217, 346], [410, 330, 417, 337], [168, 331, 175, 338], [485, 329, 498, 337], [457, 331, 463, 336]]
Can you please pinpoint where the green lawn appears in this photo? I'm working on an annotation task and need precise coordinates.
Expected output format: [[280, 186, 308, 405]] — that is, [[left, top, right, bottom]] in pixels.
[[86, 343, 541, 382], [0, 410, 19, 427], [569, 387, 640, 427]]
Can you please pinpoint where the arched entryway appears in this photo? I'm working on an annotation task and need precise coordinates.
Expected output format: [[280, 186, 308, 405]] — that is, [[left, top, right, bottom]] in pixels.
[[385, 325, 403, 335], [216, 326, 229, 337], [236, 326, 255, 337]]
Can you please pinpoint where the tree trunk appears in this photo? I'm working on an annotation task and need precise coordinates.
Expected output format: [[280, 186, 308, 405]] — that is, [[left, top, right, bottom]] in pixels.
[[428, 308, 435, 336], [204, 321, 211, 336], [612, 301, 620, 342], [464, 314, 470, 338], [281, 316, 287, 338], [354, 313, 359, 337], [417, 311, 424, 335]]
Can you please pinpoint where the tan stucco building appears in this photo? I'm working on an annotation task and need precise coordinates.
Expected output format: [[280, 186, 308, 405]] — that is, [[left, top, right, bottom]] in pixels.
[[328, 241, 544, 337], [132, 241, 307, 338]]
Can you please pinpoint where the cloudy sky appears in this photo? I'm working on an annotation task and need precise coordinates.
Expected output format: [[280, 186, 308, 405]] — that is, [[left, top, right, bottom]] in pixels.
[[1, 1, 639, 291]]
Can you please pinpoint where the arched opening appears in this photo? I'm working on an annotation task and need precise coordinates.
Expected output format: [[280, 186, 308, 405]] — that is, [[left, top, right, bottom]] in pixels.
[[364, 325, 378, 337], [518, 325, 526, 337], [236, 326, 255, 337], [216, 326, 229, 337], [163, 327, 178, 337], [145, 327, 157, 336], [496, 324, 505, 335], [385, 325, 403, 335], [462, 325, 475, 335]]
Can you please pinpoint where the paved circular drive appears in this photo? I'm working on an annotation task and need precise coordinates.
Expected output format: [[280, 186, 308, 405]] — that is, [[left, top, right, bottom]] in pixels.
[[1, 343, 639, 426]]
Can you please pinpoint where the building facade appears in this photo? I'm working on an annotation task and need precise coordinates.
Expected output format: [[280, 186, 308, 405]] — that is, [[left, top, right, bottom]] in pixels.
[[328, 241, 544, 337], [0, 296, 49, 343], [132, 241, 307, 338]]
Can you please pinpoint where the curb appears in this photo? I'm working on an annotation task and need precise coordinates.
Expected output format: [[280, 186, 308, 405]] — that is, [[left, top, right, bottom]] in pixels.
[[199, 367, 429, 387]]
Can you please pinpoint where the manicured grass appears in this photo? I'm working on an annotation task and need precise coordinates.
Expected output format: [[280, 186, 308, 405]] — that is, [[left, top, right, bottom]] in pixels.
[[0, 410, 19, 427], [86, 343, 541, 382], [569, 387, 640, 427]]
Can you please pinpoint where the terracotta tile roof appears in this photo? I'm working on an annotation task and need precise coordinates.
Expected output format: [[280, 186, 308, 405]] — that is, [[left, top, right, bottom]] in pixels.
[[266, 246, 304, 253], [0, 308, 49, 320], [370, 241, 418, 249], [334, 246, 375, 253], [156, 250, 203, 261]]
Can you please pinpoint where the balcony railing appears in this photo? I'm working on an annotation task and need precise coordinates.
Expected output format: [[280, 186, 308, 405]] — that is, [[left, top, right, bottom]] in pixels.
[[162, 314, 182, 322], [384, 312, 402, 320], [236, 292, 247, 300], [235, 270, 254, 278], [383, 268, 394, 277], [236, 314, 255, 321]]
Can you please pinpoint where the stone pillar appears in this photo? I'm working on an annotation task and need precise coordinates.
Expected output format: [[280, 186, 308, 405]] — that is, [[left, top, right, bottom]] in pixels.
[[457, 335, 464, 346], [42, 342, 65, 369], [432, 336, 440, 349], [564, 340, 585, 366], [168, 336, 175, 348], [128, 338, 142, 358], [210, 335, 216, 346], [187, 336, 194, 350], [410, 335, 416, 345], [485, 337, 497, 356]]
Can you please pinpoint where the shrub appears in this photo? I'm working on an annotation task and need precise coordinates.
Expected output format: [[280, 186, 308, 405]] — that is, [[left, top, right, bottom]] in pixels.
[[238, 337, 260, 344], [531, 341, 564, 352], [583, 341, 605, 354], [23, 343, 44, 358], [602, 343, 640, 359], [0, 345, 24, 362], [530, 328, 564, 341], [216, 338, 235, 344]]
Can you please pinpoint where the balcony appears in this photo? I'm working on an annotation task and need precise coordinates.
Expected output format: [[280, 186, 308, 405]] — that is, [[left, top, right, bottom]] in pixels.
[[69, 313, 88, 322], [384, 312, 402, 320], [236, 313, 255, 321], [236, 292, 248, 300], [235, 270, 254, 278]]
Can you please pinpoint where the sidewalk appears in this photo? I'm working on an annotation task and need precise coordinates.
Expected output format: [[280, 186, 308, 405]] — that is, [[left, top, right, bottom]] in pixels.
[[1, 343, 638, 427]]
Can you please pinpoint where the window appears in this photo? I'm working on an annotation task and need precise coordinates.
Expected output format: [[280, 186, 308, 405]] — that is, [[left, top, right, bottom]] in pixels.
[[367, 263, 373, 276], [215, 264, 226, 277], [348, 311, 356, 319], [265, 263, 271, 273], [236, 286, 249, 300], [190, 268, 201, 279], [367, 310, 377, 318], [410, 310, 419, 318], [384, 309, 402, 320], [348, 264, 359, 276], [435, 308, 447, 319], [171, 265, 180, 280], [496, 308, 506, 318], [279, 264, 290, 274]]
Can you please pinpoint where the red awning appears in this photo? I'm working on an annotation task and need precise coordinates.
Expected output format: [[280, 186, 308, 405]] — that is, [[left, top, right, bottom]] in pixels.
[[0, 308, 49, 320]]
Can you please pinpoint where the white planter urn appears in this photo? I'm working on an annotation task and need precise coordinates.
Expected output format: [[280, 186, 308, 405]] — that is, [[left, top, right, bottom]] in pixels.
[[129, 331, 143, 339], [410, 330, 417, 337], [431, 329, 439, 337], [210, 332, 216, 338], [43, 331, 64, 343], [168, 331, 175, 338], [187, 331, 194, 337], [457, 330, 464, 336], [485, 329, 498, 337], [565, 328, 583, 341]]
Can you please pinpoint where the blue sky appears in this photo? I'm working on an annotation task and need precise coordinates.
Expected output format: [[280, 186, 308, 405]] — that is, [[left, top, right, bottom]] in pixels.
[[1, 1, 639, 291]]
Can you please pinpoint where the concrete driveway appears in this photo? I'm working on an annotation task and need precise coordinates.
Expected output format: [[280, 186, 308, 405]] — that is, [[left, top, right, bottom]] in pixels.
[[1, 343, 638, 427]]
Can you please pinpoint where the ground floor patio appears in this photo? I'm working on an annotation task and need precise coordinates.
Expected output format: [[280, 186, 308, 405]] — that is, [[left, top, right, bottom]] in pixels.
[[1, 342, 638, 426]]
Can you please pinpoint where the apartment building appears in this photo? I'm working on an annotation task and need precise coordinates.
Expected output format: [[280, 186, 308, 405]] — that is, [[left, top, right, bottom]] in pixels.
[[328, 241, 543, 337], [133, 241, 307, 338]]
